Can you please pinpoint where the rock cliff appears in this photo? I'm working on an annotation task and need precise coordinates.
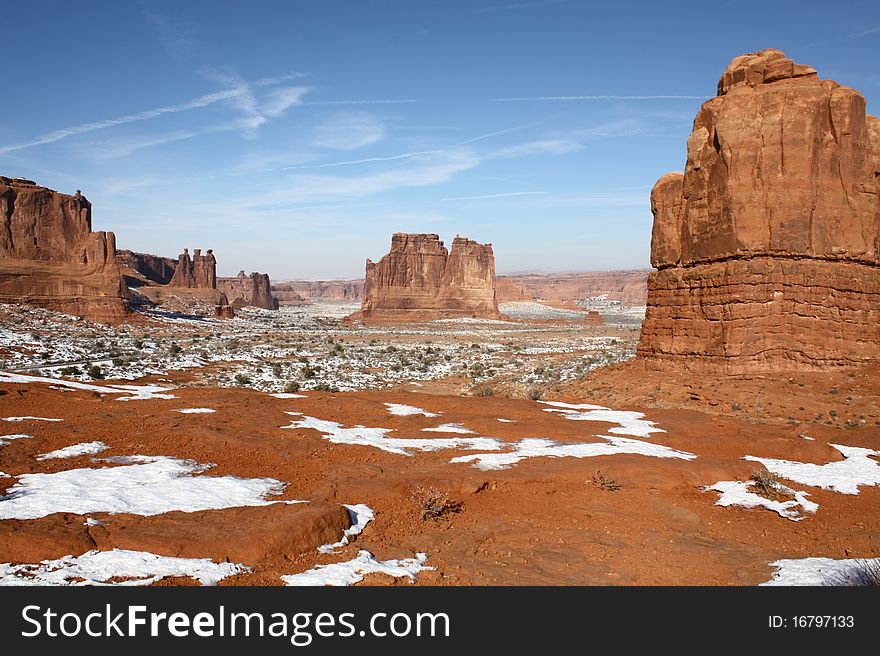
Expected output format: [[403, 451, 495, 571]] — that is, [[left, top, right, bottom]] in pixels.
[[354, 233, 500, 321], [637, 49, 880, 370], [0, 177, 128, 321], [218, 271, 279, 310]]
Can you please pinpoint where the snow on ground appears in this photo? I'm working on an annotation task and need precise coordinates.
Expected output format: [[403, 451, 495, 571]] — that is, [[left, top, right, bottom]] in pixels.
[[761, 557, 880, 586], [0, 455, 300, 520], [703, 480, 818, 521], [283, 414, 501, 456], [318, 504, 375, 554], [450, 436, 695, 471], [0, 549, 245, 586], [422, 423, 476, 434], [270, 392, 307, 399], [384, 403, 440, 417], [0, 434, 31, 446], [497, 418, 515, 423], [284, 413, 693, 470], [0, 371, 176, 401], [744, 444, 880, 495], [541, 401, 665, 438], [282, 550, 431, 586], [3, 416, 62, 423], [37, 441, 109, 461], [175, 408, 216, 414]]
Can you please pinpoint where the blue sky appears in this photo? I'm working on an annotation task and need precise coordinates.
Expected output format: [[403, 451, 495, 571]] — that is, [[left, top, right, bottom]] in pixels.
[[2, 1, 879, 279]]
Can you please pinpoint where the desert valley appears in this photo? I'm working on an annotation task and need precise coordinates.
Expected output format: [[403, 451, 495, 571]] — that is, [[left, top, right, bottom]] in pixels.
[[1, 48, 879, 588]]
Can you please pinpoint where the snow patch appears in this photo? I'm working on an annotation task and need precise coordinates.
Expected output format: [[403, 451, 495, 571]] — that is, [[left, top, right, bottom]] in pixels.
[[0, 549, 245, 586], [282, 414, 502, 456], [0, 455, 299, 520], [422, 423, 476, 434], [270, 392, 307, 399], [540, 401, 665, 438], [175, 408, 216, 414], [744, 444, 880, 495], [37, 441, 109, 460], [318, 504, 375, 554], [384, 403, 440, 417], [0, 371, 176, 401], [3, 416, 62, 423], [703, 480, 818, 521], [761, 557, 880, 586], [450, 435, 695, 471], [282, 550, 431, 586], [497, 418, 515, 423], [0, 434, 31, 446]]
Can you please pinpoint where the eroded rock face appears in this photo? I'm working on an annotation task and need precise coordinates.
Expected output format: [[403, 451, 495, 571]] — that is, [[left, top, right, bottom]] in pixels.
[[355, 233, 500, 321], [169, 248, 217, 289], [116, 249, 177, 286], [218, 271, 279, 310], [0, 177, 128, 321], [638, 49, 880, 370]]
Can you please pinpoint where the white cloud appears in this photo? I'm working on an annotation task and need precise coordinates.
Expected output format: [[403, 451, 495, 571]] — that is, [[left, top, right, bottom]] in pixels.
[[313, 112, 386, 150], [492, 94, 704, 102], [440, 191, 547, 202], [491, 139, 582, 158]]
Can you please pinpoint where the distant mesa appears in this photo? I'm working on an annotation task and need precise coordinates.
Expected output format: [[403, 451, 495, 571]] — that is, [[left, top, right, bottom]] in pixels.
[[496, 270, 648, 307], [348, 233, 501, 322], [638, 49, 880, 371], [271, 279, 362, 304], [0, 176, 128, 322], [584, 310, 604, 326], [217, 270, 280, 310]]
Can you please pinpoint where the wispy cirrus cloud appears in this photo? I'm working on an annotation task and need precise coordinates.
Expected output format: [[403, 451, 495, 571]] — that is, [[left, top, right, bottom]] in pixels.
[[82, 130, 201, 159], [313, 112, 386, 150], [439, 191, 547, 202], [490, 139, 582, 159]]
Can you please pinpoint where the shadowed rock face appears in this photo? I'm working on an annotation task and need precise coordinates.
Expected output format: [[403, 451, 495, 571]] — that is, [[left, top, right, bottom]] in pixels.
[[0, 177, 128, 321], [356, 233, 500, 321], [638, 49, 880, 371], [218, 271, 279, 310], [116, 250, 177, 286]]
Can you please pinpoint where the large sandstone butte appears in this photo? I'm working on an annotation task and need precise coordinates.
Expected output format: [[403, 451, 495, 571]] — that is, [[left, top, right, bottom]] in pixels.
[[353, 233, 500, 321], [0, 177, 128, 321], [218, 271, 279, 310], [638, 49, 880, 371]]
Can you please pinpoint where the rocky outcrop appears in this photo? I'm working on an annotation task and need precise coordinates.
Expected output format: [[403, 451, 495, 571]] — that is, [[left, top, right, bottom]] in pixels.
[[584, 310, 604, 326], [497, 270, 649, 306], [218, 271, 279, 310], [169, 248, 216, 289], [0, 177, 128, 321], [638, 49, 880, 371], [131, 246, 233, 318], [116, 249, 176, 286], [354, 233, 500, 321]]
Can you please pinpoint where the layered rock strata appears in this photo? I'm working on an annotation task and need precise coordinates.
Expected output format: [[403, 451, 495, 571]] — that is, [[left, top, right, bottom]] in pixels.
[[218, 271, 279, 310], [637, 49, 880, 370], [354, 233, 500, 321], [0, 177, 128, 321]]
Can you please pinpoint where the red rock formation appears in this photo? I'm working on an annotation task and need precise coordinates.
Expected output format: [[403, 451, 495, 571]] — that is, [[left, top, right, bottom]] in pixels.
[[0, 177, 128, 321], [116, 249, 176, 286], [169, 248, 216, 289], [638, 49, 880, 371], [584, 310, 604, 326], [354, 233, 500, 321], [352, 233, 500, 321], [218, 270, 279, 310], [497, 270, 649, 306]]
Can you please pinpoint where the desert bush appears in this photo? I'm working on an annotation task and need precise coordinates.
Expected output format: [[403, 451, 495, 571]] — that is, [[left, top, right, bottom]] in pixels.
[[86, 364, 104, 380], [824, 560, 880, 587], [592, 470, 621, 492], [411, 486, 462, 522], [474, 386, 494, 397], [527, 388, 543, 401], [750, 469, 792, 501], [284, 381, 301, 393], [233, 373, 251, 386], [272, 363, 283, 378]]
